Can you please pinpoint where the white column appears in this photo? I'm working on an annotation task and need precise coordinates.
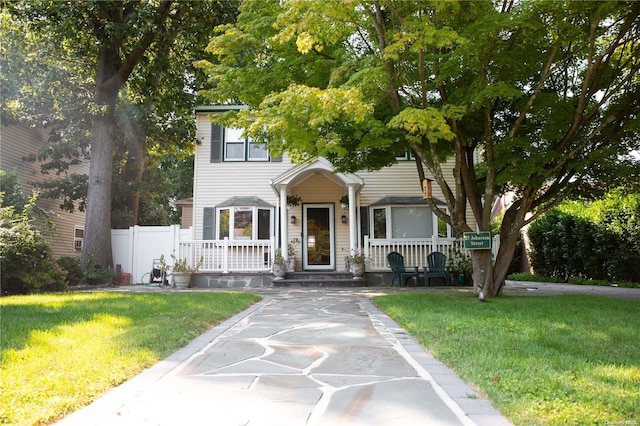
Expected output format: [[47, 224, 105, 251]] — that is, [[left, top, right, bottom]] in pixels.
[[348, 184, 357, 252], [279, 185, 289, 260]]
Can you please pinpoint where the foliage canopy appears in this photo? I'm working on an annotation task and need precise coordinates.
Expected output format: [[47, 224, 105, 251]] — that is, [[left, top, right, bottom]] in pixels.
[[198, 0, 640, 297]]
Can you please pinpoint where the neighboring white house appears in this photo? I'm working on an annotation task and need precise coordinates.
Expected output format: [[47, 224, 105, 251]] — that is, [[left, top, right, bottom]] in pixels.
[[1, 124, 88, 258], [181, 105, 479, 273]]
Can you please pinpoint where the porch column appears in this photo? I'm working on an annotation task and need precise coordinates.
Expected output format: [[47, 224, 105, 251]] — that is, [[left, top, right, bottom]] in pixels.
[[279, 184, 289, 260], [348, 184, 357, 252]]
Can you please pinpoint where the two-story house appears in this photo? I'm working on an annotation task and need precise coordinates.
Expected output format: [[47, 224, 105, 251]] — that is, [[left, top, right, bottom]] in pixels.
[[181, 105, 478, 284]]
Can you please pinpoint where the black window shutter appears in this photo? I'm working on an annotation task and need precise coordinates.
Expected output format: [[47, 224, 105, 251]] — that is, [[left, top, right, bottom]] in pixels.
[[203, 207, 214, 240], [359, 206, 369, 246], [210, 125, 222, 163]]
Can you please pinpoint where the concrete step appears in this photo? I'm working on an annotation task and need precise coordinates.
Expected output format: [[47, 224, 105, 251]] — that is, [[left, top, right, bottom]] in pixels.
[[273, 271, 368, 287], [272, 279, 368, 287]]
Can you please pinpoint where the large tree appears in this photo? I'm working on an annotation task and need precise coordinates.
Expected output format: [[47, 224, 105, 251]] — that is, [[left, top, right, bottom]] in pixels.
[[4, 1, 236, 268], [198, 0, 640, 297]]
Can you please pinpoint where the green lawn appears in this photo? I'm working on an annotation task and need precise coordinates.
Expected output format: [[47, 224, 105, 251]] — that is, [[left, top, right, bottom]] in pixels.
[[0, 291, 262, 425], [373, 292, 639, 426]]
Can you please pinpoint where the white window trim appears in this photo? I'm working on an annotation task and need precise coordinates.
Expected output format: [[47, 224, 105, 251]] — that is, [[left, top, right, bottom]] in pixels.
[[73, 225, 84, 251], [223, 127, 269, 162], [216, 206, 273, 240], [370, 205, 450, 239]]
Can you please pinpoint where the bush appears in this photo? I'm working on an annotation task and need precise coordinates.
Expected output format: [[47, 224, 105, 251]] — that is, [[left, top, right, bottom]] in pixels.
[[56, 256, 84, 286], [0, 195, 68, 294], [528, 190, 640, 284]]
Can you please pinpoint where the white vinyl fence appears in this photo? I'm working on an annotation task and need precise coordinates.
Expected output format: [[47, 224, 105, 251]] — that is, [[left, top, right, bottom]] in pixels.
[[112, 225, 192, 284]]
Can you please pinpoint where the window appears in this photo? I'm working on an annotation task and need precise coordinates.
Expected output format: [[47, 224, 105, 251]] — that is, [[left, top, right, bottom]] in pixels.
[[395, 151, 415, 161], [209, 207, 272, 240], [370, 205, 449, 239], [224, 127, 246, 160], [73, 226, 84, 250], [248, 140, 268, 160], [373, 208, 387, 239], [391, 206, 432, 238], [210, 124, 271, 162]]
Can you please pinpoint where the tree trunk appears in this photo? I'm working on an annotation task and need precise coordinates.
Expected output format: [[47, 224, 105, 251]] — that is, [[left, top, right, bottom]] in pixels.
[[470, 250, 493, 299], [124, 131, 145, 226], [83, 111, 116, 269], [114, 123, 146, 229], [469, 222, 522, 299], [81, 46, 122, 270]]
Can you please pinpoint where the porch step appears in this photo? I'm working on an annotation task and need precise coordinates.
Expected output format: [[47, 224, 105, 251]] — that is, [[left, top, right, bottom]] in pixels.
[[272, 271, 368, 287]]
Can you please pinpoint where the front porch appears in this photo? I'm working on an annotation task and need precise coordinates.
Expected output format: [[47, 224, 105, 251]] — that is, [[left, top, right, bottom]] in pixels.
[[177, 235, 499, 274], [112, 225, 499, 286]]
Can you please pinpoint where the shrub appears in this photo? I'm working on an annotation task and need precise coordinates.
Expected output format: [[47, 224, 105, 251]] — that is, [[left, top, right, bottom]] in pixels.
[[0, 194, 67, 294], [528, 190, 640, 284], [56, 256, 84, 286]]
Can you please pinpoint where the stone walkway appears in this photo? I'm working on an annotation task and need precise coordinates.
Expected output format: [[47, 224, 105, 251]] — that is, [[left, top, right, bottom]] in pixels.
[[57, 288, 511, 426]]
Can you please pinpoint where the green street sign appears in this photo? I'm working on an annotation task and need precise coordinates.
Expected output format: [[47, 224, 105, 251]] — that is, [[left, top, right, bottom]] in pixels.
[[463, 232, 491, 250]]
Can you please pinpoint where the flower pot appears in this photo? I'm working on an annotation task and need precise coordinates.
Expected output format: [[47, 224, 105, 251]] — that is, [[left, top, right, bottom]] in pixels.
[[172, 272, 192, 289], [272, 263, 287, 280], [286, 257, 296, 272], [350, 262, 365, 279]]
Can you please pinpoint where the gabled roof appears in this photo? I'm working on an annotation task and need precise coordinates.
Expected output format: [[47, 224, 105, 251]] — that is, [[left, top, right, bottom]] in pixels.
[[270, 157, 364, 194]]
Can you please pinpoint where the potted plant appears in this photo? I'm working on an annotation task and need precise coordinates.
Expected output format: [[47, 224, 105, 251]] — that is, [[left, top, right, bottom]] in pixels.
[[339, 195, 349, 210], [271, 249, 287, 280], [164, 254, 203, 289], [287, 237, 300, 271], [347, 249, 368, 279], [448, 246, 472, 285], [286, 194, 301, 209]]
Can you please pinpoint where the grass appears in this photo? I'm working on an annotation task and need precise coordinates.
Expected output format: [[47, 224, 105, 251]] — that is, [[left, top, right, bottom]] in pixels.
[[0, 291, 262, 425], [373, 292, 639, 426]]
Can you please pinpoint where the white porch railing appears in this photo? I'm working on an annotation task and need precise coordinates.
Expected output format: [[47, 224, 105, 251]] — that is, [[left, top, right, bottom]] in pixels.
[[363, 235, 500, 271], [178, 237, 275, 273], [175, 235, 500, 274]]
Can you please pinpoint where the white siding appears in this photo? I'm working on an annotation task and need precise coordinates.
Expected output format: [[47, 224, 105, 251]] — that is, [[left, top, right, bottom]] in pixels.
[[1, 124, 89, 258], [193, 112, 478, 246], [193, 114, 293, 238]]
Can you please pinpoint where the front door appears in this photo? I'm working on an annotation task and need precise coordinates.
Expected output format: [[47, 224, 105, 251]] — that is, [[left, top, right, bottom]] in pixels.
[[303, 204, 335, 270]]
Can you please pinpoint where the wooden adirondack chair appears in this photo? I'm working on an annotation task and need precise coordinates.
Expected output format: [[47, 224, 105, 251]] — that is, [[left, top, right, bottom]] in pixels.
[[387, 252, 421, 286], [423, 251, 452, 286]]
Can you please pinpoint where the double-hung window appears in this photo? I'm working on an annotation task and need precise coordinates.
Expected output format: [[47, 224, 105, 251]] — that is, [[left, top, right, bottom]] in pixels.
[[224, 128, 246, 161], [211, 125, 270, 162], [73, 226, 84, 250]]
